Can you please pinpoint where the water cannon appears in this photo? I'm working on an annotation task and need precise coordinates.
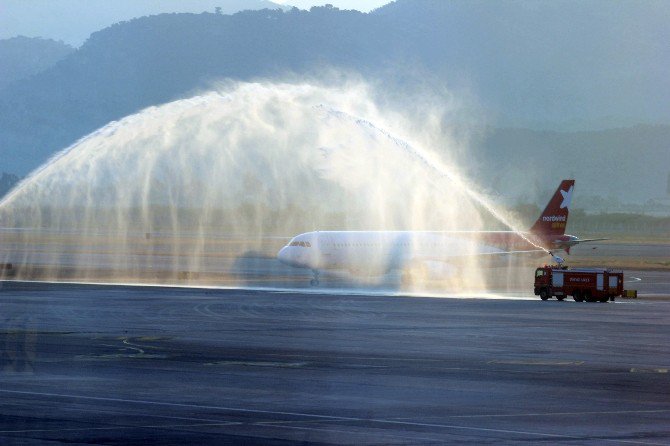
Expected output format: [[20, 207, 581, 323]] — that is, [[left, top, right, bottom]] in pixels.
[[548, 251, 565, 266]]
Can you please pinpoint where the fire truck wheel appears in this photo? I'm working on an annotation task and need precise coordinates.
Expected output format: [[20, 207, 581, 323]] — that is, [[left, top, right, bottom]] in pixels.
[[539, 289, 549, 300], [573, 291, 584, 302], [583, 291, 594, 302], [556, 295, 565, 301], [599, 296, 609, 303]]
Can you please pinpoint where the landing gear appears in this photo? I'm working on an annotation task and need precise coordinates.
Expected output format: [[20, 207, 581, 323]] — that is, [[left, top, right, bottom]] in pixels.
[[310, 270, 320, 286]]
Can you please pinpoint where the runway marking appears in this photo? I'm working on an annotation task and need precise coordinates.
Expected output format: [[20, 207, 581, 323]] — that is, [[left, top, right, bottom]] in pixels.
[[135, 336, 171, 341], [253, 423, 450, 443], [120, 338, 144, 354], [262, 418, 670, 445], [58, 405, 247, 424], [204, 360, 308, 368], [393, 408, 670, 419], [256, 419, 349, 426], [264, 353, 444, 362], [488, 359, 584, 366], [70, 336, 173, 361], [75, 353, 169, 361], [0, 422, 242, 434], [630, 368, 668, 374], [0, 389, 667, 444]]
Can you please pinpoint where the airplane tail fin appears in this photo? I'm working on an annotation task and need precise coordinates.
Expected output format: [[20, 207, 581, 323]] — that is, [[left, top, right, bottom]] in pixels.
[[529, 180, 575, 237]]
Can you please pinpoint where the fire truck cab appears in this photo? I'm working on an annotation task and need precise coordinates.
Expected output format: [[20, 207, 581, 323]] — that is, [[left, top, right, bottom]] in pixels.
[[534, 266, 624, 302]]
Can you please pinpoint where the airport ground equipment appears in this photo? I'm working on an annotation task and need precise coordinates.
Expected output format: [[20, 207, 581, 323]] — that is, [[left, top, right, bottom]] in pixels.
[[534, 265, 627, 302]]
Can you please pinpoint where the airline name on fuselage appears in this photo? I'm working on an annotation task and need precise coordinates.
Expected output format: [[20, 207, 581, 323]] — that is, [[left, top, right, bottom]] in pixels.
[[542, 215, 566, 222]]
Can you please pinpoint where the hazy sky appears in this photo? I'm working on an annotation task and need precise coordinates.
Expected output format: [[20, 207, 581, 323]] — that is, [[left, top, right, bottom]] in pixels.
[[0, 0, 392, 46]]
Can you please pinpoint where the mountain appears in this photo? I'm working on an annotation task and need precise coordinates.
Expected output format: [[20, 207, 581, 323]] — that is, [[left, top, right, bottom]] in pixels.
[[0, 1, 668, 203], [0, 0, 289, 47], [0, 7, 397, 176], [0, 37, 74, 91], [373, 0, 670, 129]]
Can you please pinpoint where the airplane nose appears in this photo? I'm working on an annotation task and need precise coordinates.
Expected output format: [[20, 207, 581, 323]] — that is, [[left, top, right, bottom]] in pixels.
[[277, 246, 290, 265], [277, 246, 309, 268]]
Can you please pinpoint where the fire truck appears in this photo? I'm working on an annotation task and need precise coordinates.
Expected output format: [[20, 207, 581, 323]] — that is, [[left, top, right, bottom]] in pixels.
[[534, 265, 624, 302]]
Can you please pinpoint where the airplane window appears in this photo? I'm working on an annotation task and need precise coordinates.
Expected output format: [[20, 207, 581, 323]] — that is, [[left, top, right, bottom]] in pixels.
[[299, 241, 305, 247], [305, 242, 311, 247]]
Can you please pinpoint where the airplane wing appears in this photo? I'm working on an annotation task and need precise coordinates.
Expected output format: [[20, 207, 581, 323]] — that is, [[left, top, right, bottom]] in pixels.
[[572, 238, 608, 243], [558, 237, 609, 254], [476, 249, 547, 256]]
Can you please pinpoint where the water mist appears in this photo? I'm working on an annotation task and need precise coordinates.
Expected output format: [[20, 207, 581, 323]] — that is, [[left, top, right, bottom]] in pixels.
[[0, 81, 533, 292]]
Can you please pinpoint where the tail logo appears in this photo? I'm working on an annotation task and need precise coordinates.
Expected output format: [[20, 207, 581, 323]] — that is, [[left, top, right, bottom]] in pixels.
[[560, 186, 573, 209], [542, 215, 567, 222]]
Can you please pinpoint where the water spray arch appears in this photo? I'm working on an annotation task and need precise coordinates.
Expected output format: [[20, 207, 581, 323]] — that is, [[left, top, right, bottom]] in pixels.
[[0, 81, 532, 289]]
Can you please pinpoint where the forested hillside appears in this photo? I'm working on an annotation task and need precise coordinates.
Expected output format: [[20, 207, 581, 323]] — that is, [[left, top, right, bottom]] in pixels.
[[0, 37, 74, 91]]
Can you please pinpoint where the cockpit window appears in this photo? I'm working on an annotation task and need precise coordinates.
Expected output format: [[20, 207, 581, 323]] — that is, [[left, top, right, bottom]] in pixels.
[[288, 241, 311, 248]]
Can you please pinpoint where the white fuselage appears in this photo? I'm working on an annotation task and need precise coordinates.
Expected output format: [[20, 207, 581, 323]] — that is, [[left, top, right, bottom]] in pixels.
[[277, 230, 515, 275]]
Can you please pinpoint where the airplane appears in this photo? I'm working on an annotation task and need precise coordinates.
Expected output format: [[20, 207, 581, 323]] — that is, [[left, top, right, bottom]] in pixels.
[[277, 180, 606, 285]]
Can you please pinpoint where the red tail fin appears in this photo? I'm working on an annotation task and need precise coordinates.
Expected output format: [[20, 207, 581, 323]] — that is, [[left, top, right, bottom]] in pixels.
[[529, 180, 574, 237]]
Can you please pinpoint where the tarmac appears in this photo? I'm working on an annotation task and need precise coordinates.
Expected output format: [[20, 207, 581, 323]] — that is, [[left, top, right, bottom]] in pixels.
[[1, 281, 669, 445]]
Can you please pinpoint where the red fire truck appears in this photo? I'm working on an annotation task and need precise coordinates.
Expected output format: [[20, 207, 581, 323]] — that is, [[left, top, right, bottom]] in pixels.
[[534, 266, 624, 302]]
